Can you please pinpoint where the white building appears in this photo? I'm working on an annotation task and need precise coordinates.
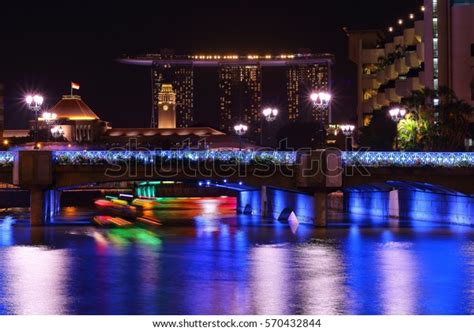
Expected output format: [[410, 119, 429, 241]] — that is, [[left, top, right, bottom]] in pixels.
[[347, 0, 474, 127]]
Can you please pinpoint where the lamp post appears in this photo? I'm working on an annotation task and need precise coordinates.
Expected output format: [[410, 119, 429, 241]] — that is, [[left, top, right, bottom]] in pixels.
[[50, 126, 64, 140], [310, 91, 332, 148], [310, 91, 332, 110], [42, 112, 57, 124], [340, 124, 355, 151], [260, 107, 278, 146], [389, 107, 407, 150], [42, 112, 57, 142], [234, 123, 248, 151], [26, 94, 44, 150]]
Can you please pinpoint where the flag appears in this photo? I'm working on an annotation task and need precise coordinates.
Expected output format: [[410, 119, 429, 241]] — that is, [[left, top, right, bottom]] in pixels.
[[71, 82, 80, 90]]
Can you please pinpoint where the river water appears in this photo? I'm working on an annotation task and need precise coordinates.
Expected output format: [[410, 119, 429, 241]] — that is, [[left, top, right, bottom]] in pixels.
[[0, 197, 473, 315]]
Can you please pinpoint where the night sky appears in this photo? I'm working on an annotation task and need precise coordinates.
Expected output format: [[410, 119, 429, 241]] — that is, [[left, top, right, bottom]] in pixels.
[[0, 0, 421, 130]]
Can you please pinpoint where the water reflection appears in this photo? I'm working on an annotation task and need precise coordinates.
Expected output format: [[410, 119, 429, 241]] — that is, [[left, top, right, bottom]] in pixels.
[[465, 242, 474, 314], [293, 243, 348, 314], [3, 246, 70, 314], [0, 198, 474, 314], [378, 240, 418, 314], [250, 245, 292, 314]]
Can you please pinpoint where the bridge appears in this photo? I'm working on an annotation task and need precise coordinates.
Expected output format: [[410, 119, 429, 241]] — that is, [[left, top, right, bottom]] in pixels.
[[0, 149, 473, 226]]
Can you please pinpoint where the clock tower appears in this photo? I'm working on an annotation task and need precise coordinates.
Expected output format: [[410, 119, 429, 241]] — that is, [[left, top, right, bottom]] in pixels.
[[158, 84, 176, 129]]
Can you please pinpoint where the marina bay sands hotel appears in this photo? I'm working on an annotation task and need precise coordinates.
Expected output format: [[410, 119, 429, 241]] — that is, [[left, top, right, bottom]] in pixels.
[[120, 51, 334, 136]]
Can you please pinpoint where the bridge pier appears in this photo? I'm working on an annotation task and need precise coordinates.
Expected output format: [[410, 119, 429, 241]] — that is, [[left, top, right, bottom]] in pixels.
[[313, 191, 327, 227], [30, 187, 47, 226], [30, 188, 62, 225], [14, 151, 53, 226]]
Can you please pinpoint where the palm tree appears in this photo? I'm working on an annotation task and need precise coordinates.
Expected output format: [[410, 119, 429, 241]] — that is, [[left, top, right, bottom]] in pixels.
[[400, 87, 473, 151]]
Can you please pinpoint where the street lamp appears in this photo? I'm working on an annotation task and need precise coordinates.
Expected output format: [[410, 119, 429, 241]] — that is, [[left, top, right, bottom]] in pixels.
[[340, 124, 355, 151], [260, 107, 278, 146], [389, 106, 407, 150], [50, 126, 64, 140], [25, 94, 44, 150], [310, 92, 332, 148], [234, 123, 248, 151], [41, 112, 58, 141], [41, 112, 57, 123], [389, 107, 407, 122], [262, 107, 278, 122], [340, 124, 355, 136], [310, 91, 332, 109]]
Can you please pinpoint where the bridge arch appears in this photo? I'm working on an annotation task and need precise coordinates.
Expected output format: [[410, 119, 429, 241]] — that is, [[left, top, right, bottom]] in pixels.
[[343, 180, 474, 226]]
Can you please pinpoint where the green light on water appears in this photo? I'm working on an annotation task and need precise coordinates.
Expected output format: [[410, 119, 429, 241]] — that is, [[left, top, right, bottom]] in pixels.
[[107, 232, 129, 245], [108, 228, 162, 246], [105, 195, 118, 200]]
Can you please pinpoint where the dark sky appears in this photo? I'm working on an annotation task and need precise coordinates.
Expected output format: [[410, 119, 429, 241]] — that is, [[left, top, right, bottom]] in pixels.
[[0, 0, 421, 129]]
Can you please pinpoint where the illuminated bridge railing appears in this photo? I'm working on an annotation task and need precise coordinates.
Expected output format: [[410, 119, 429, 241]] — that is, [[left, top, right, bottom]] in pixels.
[[3, 150, 473, 168], [0, 152, 15, 167], [342, 151, 474, 168], [52, 150, 298, 166]]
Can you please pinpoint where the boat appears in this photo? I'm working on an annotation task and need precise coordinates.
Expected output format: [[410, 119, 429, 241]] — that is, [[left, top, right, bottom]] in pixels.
[[136, 215, 162, 226], [93, 216, 134, 228]]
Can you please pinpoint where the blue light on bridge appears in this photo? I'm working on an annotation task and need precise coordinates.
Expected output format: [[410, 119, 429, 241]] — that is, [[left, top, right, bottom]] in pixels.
[[0, 150, 473, 168], [51, 150, 298, 166], [342, 151, 474, 168], [0, 152, 14, 167]]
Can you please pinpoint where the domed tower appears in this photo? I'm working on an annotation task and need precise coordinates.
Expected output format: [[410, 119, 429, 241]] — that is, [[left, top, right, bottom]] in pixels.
[[40, 95, 110, 142]]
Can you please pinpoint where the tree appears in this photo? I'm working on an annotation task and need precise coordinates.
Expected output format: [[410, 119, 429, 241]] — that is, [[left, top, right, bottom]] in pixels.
[[400, 87, 473, 151], [358, 108, 397, 151]]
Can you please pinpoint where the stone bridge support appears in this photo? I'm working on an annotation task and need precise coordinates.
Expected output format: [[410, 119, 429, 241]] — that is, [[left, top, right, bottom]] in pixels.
[[236, 150, 343, 227], [344, 185, 474, 226], [237, 186, 330, 227], [13, 151, 56, 226]]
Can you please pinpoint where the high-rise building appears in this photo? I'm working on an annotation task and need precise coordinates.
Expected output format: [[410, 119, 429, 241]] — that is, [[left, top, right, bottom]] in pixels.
[[218, 65, 261, 136], [174, 65, 193, 128], [151, 64, 193, 128], [157, 84, 177, 129], [347, 0, 474, 127], [424, 0, 474, 105], [121, 52, 334, 138], [287, 64, 331, 123], [0, 84, 4, 139]]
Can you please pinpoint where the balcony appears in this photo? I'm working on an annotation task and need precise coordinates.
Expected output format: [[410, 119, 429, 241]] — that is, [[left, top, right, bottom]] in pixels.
[[395, 58, 409, 75], [362, 100, 374, 114], [403, 28, 416, 46], [385, 64, 398, 80], [405, 51, 421, 68], [376, 70, 386, 83], [414, 20, 424, 43], [394, 36, 404, 46], [362, 75, 381, 89], [396, 79, 410, 98], [385, 88, 401, 103], [416, 42, 424, 62], [376, 92, 389, 107], [385, 42, 396, 56], [368, 96, 380, 110], [406, 76, 423, 91], [362, 48, 385, 64]]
